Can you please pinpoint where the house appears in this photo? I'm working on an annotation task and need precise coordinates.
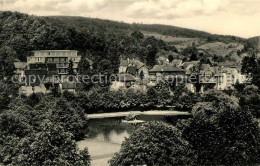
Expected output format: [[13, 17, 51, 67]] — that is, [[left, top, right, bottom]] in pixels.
[[184, 61, 248, 93], [119, 58, 149, 78], [117, 73, 136, 88], [14, 62, 27, 82], [19, 69, 48, 95], [149, 64, 185, 85], [27, 50, 81, 76], [19, 69, 61, 96]]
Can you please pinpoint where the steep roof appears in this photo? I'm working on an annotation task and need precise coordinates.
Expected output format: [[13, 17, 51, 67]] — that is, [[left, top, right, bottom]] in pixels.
[[120, 59, 128, 66], [120, 59, 146, 69], [126, 66, 137, 75], [132, 60, 145, 69]]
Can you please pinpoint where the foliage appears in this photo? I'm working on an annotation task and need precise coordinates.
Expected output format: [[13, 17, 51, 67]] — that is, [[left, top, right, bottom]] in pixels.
[[177, 90, 260, 165], [0, 80, 18, 111], [109, 121, 197, 166], [182, 45, 198, 61], [241, 54, 258, 74], [10, 121, 90, 166], [0, 93, 90, 165], [168, 54, 174, 63], [68, 59, 75, 75], [239, 85, 260, 117]]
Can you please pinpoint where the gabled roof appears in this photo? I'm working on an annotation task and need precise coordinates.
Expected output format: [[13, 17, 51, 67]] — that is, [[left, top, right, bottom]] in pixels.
[[120, 59, 146, 69], [150, 64, 184, 73], [14, 62, 27, 69], [132, 60, 145, 69], [120, 59, 128, 66], [127, 66, 137, 75]]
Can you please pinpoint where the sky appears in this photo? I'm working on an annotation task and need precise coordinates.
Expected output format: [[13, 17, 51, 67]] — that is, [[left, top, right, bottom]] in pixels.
[[0, 0, 259, 38]]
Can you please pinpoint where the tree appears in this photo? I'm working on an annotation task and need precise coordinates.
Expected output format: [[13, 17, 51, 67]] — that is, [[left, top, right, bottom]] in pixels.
[[68, 59, 75, 75], [146, 44, 157, 67], [168, 54, 174, 63], [12, 121, 90, 166], [178, 91, 260, 165], [139, 70, 144, 80], [109, 121, 197, 166], [51, 98, 88, 140], [241, 54, 258, 74], [182, 46, 198, 61], [239, 85, 260, 117], [131, 30, 144, 41]]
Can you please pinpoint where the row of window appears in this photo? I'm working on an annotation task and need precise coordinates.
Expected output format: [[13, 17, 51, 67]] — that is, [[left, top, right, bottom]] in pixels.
[[35, 52, 77, 57]]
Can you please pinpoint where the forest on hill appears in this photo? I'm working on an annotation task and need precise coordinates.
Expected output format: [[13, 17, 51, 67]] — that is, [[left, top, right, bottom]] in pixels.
[[0, 11, 257, 78]]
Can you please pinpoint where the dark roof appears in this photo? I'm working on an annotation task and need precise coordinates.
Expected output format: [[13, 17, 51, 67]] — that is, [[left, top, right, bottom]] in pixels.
[[117, 74, 136, 82], [120, 59, 128, 66], [150, 64, 185, 73], [126, 66, 137, 75], [120, 59, 146, 69]]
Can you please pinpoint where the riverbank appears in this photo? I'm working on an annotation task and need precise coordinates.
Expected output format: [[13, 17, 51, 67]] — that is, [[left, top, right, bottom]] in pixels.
[[86, 110, 191, 119]]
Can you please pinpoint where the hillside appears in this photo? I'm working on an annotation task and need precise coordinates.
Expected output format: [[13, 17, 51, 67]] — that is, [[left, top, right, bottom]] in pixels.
[[41, 15, 246, 43], [197, 42, 244, 56], [0, 11, 257, 78]]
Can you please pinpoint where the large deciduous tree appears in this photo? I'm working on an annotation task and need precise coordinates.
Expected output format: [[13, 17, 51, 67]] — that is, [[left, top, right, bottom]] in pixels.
[[177, 90, 260, 165], [109, 121, 197, 166]]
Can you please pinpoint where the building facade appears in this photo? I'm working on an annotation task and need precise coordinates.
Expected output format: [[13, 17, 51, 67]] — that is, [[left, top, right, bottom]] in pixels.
[[27, 50, 81, 76]]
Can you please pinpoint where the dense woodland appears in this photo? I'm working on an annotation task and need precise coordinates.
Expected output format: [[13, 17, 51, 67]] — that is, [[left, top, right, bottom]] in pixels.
[[0, 11, 257, 78], [1, 11, 260, 165]]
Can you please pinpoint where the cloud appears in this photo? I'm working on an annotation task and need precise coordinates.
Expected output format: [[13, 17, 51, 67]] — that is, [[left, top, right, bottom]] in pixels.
[[125, 0, 258, 19], [1, 0, 110, 15]]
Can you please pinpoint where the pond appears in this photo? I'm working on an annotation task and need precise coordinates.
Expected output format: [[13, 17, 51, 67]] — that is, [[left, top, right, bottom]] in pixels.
[[77, 114, 190, 166]]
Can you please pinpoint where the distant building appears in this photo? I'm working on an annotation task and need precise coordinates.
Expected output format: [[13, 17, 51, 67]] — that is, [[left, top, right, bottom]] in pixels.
[[119, 58, 149, 78], [14, 61, 27, 82], [184, 62, 248, 93], [149, 64, 185, 85], [14, 50, 82, 96], [27, 50, 81, 76]]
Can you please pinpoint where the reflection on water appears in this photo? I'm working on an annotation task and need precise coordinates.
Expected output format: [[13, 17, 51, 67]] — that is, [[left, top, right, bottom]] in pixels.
[[79, 114, 191, 166], [87, 114, 190, 144]]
